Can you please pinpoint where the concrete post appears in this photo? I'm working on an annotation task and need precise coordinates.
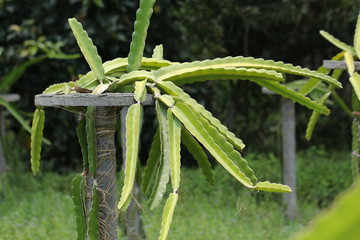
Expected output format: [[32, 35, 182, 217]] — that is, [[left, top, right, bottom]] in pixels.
[[281, 98, 297, 220]]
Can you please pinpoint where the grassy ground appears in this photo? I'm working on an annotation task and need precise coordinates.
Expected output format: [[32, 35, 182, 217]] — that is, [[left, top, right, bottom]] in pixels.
[[0, 173, 75, 240], [0, 148, 352, 240], [142, 169, 318, 240]]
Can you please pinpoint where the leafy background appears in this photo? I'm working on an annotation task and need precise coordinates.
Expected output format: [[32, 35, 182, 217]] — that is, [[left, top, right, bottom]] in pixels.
[[0, 0, 359, 172]]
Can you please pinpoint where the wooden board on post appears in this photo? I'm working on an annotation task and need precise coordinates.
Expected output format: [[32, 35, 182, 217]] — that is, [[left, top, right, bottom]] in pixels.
[[323, 60, 360, 70], [34, 93, 154, 240], [35, 93, 154, 106]]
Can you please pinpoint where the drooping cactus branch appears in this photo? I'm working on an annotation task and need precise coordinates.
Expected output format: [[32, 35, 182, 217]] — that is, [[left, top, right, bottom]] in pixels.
[[120, 106, 146, 240]]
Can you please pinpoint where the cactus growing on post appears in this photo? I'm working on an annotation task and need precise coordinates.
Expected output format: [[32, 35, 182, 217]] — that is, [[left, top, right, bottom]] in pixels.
[[304, 12, 360, 179], [30, 0, 341, 239]]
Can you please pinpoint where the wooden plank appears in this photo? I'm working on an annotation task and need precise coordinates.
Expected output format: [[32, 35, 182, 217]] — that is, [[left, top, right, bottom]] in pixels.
[[35, 93, 154, 107], [323, 60, 360, 70]]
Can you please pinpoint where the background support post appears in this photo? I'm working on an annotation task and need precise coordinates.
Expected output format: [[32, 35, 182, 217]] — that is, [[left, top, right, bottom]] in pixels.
[[281, 98, 297, 220]]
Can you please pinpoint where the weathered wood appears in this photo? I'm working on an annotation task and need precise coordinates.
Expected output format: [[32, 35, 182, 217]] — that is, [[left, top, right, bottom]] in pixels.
[[35, 93, 154, 107], [281, 98, 297, 220], [323, 60, 360, 70]]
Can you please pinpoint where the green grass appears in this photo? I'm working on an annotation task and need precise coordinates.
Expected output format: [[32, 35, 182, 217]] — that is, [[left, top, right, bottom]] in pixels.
[[142, 169, 317, 240], [141, 160, 330, 240], [0, 173, 75, 240], [0, 148, 352, 239]]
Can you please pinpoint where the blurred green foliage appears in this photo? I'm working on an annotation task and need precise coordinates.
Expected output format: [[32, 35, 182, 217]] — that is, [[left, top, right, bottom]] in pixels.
[[292, 176, 360, 240], [1, 0, 359, 171], [296, 146, 353, 206], [240, 147, 352, 207]]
